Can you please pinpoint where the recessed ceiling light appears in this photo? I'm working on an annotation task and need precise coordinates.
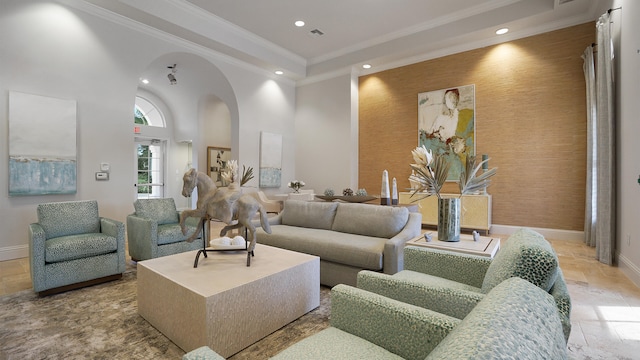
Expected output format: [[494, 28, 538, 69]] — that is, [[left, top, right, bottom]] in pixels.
[[275, 70, 284, 75], [496, 28, 509, 35], [141, 78, 149, 84], [294, 20, 305, 27], [362, 64, 372, 69]]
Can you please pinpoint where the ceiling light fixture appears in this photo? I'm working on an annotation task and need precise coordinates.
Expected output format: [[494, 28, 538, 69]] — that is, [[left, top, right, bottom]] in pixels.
[[275, 70, 284, 75], [167, 64, 177, 85], [362, 64, 372, 69], [141, 78, 149, 84], [294, 20, 305, 27], [496, 28, 509, 35]]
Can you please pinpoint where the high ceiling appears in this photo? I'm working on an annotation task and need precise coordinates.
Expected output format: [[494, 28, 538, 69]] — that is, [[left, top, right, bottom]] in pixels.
[[78, 0, 609, 81]]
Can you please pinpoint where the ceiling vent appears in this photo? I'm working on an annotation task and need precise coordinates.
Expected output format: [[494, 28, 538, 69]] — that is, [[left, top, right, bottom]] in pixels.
[[309, 29, 324, 37]]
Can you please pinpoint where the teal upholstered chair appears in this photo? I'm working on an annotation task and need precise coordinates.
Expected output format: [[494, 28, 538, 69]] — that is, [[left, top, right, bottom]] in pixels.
[[126, 198, 203, 261], [273, 277, 568, 359], [29, 200, 125, 296], [357, 227, 572, 342]]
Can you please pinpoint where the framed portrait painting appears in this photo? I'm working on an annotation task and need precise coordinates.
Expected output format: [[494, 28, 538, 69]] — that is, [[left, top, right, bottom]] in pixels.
[[418, 84, 475, 181], [207, 146, 231, 186]]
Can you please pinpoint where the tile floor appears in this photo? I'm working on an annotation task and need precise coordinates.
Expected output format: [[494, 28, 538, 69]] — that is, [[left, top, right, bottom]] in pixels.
[[2, 236, 640, 358]]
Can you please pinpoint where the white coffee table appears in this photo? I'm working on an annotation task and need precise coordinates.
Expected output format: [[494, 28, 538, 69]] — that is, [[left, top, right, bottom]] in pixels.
[[406, 232, 500, 258], [137, 244, 320, 358]]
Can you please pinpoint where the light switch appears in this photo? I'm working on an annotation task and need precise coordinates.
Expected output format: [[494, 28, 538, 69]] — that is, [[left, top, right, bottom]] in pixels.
[[95, 172, 109, 180]]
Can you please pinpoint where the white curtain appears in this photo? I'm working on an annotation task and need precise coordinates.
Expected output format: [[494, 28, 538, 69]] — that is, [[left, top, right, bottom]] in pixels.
[[582, 12, 615, 265]]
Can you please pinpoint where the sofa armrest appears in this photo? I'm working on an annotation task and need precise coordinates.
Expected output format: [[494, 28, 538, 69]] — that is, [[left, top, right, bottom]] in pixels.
[[404, 246, 491, 288], [331, 284, 461, 360], [357, 270, 484, 320], [383, 212, 422, 274], [28, 223, 47, 291], [126, 214, 159, 260], [100, 217, 126, 272]]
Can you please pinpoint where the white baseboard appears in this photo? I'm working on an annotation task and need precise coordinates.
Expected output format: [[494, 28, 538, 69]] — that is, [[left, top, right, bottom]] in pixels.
[[618, 253, 640, 288], [0, 245, 29, 262], [490, 224, 584, 242]]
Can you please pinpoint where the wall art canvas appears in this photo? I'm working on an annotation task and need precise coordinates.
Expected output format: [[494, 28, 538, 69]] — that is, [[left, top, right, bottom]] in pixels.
[[259, 132, 282, 188], [207, 146, 232, 187], [9, 91, 77, 196], [418, 84, 475, 181]]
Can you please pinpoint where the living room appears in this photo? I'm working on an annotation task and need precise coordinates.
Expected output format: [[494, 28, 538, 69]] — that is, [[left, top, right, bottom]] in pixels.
[[1, 0, 640, 358]]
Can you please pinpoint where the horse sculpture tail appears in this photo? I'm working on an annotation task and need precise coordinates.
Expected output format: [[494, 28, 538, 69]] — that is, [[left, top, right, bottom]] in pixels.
[[186, 216, 206, 243], [258, 205, 272, 234]]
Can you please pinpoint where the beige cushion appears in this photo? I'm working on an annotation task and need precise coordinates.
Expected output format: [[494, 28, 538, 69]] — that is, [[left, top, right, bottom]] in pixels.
[[281, 200, 339, 230], [332, 203, 409, 238]]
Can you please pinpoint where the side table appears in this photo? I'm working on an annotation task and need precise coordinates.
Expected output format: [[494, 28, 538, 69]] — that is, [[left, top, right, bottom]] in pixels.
[[406, 232, 500, 258]]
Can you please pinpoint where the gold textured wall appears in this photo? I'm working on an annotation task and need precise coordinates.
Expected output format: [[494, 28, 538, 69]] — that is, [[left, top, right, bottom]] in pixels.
[[359, 23, 593, 231]]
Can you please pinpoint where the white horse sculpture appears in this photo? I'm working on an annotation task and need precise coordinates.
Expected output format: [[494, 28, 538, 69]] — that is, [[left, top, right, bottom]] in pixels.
[[179, 168, 271, 254]]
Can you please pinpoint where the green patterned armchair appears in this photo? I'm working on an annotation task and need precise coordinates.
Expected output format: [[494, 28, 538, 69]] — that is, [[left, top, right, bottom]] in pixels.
[[29, 200, 125, 296], [273, 277, 568, 359], [126, 198, 203, 261], [357, 228, 572, 343]]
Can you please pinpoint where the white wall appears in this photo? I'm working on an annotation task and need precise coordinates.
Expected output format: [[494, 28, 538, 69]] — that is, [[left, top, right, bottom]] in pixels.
[[0, 0, 296, 260], [295, 74, 356, 195], [616, 0, 640, 285]]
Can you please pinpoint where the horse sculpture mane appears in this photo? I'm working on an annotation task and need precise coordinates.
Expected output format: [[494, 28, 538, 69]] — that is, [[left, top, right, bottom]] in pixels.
[[179, 168, 271, 253]]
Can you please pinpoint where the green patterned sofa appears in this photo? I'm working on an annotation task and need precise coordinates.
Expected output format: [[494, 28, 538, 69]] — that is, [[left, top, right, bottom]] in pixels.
[[254, 200, 422, 287], [29, 200, 125, 296], [272, 277, 568, 359], [126, 198, 203, 261], [357, 227, 572, 342]]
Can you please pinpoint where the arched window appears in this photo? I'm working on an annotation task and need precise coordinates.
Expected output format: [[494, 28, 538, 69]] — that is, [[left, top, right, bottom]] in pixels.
[[134, 96, 165, 127]]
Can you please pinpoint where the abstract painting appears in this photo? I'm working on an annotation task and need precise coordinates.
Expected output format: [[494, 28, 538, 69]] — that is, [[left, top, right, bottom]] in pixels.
[[259, 132, 282, 188], [418, 84, 475, 181], [9, 91, 77, 196]]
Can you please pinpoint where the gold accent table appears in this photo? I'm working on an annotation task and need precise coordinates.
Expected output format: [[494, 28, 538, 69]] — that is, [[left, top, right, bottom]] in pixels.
[[406, 232, 500, 258], [137, 244, 320, 357]]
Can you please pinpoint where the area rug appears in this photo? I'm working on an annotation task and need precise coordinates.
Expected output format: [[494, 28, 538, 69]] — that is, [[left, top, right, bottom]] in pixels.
[[0, 264, 330, 360]]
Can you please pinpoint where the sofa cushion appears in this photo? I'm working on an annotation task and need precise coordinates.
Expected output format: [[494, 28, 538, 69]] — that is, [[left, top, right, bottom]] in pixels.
[[281, 201, 338, 230], [157, 223, 198, 245], [45, 233, 118, 263], [134, 198, 179, 225], [332, 203, 409, 238], [38, 200, 101, 239], [482, 228, 559, 293], [272, 327, 404, 360], [257, 226, 387, 270], [426, 277, 568, 359]]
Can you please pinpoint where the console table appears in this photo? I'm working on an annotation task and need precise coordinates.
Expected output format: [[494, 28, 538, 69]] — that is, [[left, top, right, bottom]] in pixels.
[[399, 192, 492, 233]]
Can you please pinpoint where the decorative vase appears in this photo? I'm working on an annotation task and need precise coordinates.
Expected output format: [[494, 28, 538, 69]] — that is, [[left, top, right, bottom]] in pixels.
[[438, 197, 461, 242], [293, 187, 300, 193]]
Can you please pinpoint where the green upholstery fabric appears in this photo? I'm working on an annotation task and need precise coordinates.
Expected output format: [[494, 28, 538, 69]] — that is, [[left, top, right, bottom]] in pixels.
[[182, 346, 225, 360], [45, 233, 118, 263], [405, 247, 491, 288], [481, 227, 559, 293], [425, 277, 568, 360], [272, 327, 404, 360], [272, 284, 460, 360], [358, 228, 572, 343], [29, 200, 125, 294], [133, 198, 180, 225], [37, 200, 101, 239], [358, 270, 484, 320], [127, 198, 203, 261], [281, 200, 338, 230], [273, 278, 567, 359], [332, 203, 409, 238]]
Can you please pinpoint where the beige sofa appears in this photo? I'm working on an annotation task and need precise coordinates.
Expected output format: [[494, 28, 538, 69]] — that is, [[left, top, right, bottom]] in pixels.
[[254, 200, 422, 287]]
